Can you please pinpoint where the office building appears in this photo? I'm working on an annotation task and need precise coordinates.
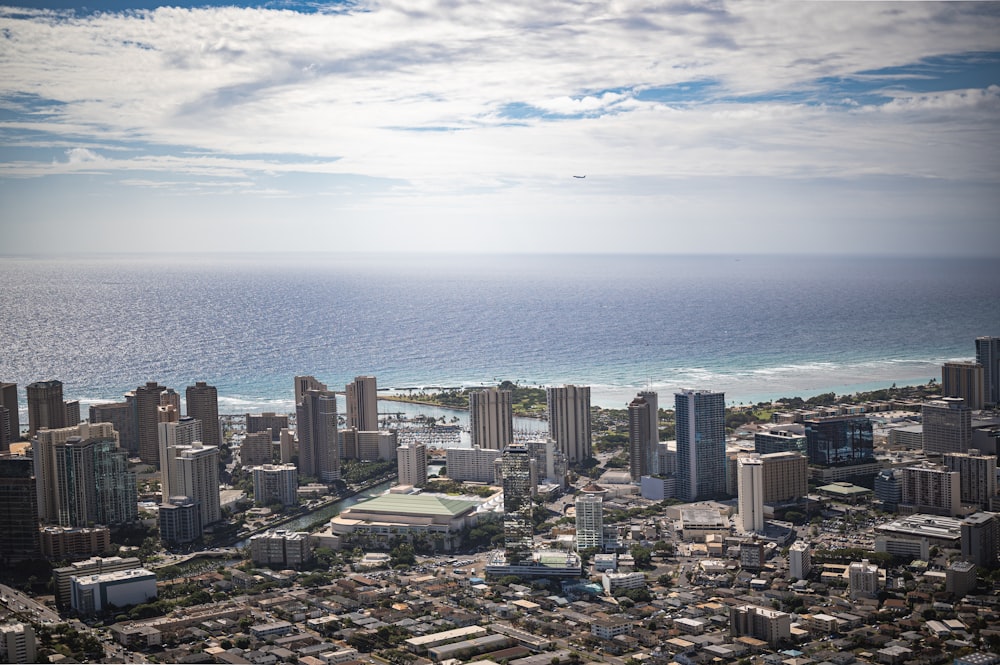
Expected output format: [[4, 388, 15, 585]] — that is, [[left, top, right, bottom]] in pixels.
[[130, 381, 173, 466], [175, 442, 221, 526], [976, 336, 1000, 406], [760, 451, 809, 503], [52, 555, 141, 608], [397, 443, 427, 488], [575, 492, 603, 551], [0, 382, 18, 449], [804, 415, 874, 467], [943, 362, 985, 411], [346, 375, 378, 431], [26, 379, 66, 436], [252, 464, 298, 506], [729, 605, 791, 648], [296, 389, 340, 482], [737, 454, 765, 533], [961, 512, 999, 567], [875, 469, 903, 511], [294, 375, 327, 406], [470, 388, 513, 450], [900, 463, 961, 516], [789, 541, 811, 580], [158, 416, 202, 502], [71, 568, 157, 615], [241, 429, 274, 467], [944, 449, 998, 509], [158, 496, 202, 545], [500, 443, 534, 563], [33, 423, 136, 527], [754, 423, 807, 455], [546, 385, 592, 463], [89, 401, 136, 456], [0, 622, 36, 664], [446, 446, 500, 484], [628, 394, 653, 482], [185, 381, 220, 448], [675, 389, 726, 501], [848, 559, 880, 599], [923, 398, 973, 455], [250, 530, 313, 568], [0, 455, 41, 564], [246, 412, 289, 441]]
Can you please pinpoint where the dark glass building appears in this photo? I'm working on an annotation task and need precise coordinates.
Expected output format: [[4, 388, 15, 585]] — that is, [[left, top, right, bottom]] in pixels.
[[804, 416, 874, 467]]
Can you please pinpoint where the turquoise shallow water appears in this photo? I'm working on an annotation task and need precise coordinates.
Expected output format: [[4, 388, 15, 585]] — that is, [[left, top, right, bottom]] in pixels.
[[1, 252, 997, 412]]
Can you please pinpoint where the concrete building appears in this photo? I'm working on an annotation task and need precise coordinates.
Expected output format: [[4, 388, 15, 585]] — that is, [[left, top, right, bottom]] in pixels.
[[961, 512, 999, 567], [848, 559, 880, 599], [175, 442, 221, 526], [546, 385, 592, 463], [628, 394, 654, 482], [26, 379, 67, 437], [52, 556, 142, 608], [575, 492, 603, 551], [328, 493, 480, 552], [250, 530, 313, 568], [676, 390, 726, 501], [0, 455, 41, 564], [943, 362, 985, 410], [0, 622, 36, 664], [469, 387, 513, 450], [737, 454, 764, 533], [293, 375, 327, 406], [70, 568, 157, 615], [246, 412, 289, 441], [946, 560, 978, 598], [185, 382, 220, 448], [944, 449, 997, 509], [602, 571, 645, 595], [789, 541, 811, 580], [252, 464, 298, 506], [128, 381, 174, 466], [158, 496, 202, 545], [501, 443, 534, 563], [345, 375, 378, 432], [89, 401, 136, 456], [445, 446, 500, 484], [278, 427, 295, 463], [976, 336, 1000, 406], [923, 398, 973, 455], [158, 416, 202, 502], [804, 415, 874, 468], [0, 382, 19, 450], [875, 469, 903, 511], [296, 389, 340, 482], [342, 428, 397, 462], [39, 526, 110, 561], [760, 451, 809, 503], [241, 429, 274, 467], [729, 605, 791, 648], [525, 437, 568, 486], [397, 443, 427, 488], [900, 463, 961, 516], [754, 423, 807, 456]]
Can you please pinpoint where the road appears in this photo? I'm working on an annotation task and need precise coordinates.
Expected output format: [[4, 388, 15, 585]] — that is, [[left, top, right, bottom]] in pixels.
[[0, 583, 62, 624]]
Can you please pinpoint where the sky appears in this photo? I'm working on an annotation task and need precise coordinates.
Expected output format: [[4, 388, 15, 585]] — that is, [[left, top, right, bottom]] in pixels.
[[1, 0, 999, 256]]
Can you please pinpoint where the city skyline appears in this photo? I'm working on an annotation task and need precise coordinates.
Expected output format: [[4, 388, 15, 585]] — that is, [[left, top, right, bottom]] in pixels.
[[2, 1, 999, 257]]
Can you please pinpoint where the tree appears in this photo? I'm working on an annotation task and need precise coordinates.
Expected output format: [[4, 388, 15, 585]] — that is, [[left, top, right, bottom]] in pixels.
[[630, 544, 652, 569]]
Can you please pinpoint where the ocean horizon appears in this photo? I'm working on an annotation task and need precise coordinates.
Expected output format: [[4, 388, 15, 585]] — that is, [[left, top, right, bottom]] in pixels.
[[1, 252, 997, 418]]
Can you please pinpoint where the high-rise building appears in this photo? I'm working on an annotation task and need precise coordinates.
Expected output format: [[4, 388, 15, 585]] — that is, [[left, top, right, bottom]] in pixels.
[[89, 401, 136, 456], [754, 423, 807, 456], [27, 380, 66, 436], [241, 430, 274, 468], [628, 395, 652, 482], [342, 428, 398, 462], [804, 416, 874, 467], [158, 416, 202, 502], [175, 442, 221, 526], [0, 455, 41, 565], [900, 463, 961, 516], [185, 381, 221, 448], [251, 464, 298, 506], [976, 336, 1000, 407], [729, 605, 791, 648], [278, 428, 295, 464], [446, 446, 500, 484], [638, 391, 659, 473], [0, 405, 12, 453], [130, 381, 173, 466], [33, 424, 136, 527], [942, 361, 985, 411], [789, 541, 811, 580], [158, 496, 202, 546], [396, 443, 427, 488], [737, 454, 765, 533], [0, 622, 37, 664], [296, 389, 339, 482], [0, 383, 18, 441], [874, 469, 902, 512], [525, 437, 568, 486], [944, 449, 998, 510], [246, 412, 289, 441], [575, 492, 604, 552], [675, 389, 726, 501], [760, 452, 809, 503], [961, 512, 999, 567], [500, 443, 534, 563], [546, 385, 592, 464], [294, 375, 327, 406], [848, 559, 880, 599], [63, 400, 80, 427], [469, 387, 513, 450], [346, 375, 378, 432], [922, 398, 972, 455]]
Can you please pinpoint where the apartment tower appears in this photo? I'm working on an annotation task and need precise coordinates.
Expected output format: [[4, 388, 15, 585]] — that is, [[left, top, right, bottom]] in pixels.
[[396, 443, 428, 488], [737, 454, 765, 533], [296, 389, 340, 482], [628, 395, 652, 482], [158, 416, 203, 502], [675, 389, 727, 501], [175, 442, 221, 526], [26, 379, 66, 436], [0, 455, 41, 564], [129, 381, 173, 466], [346, 375, 378, 431], [185, 381, 221, 448], [942, 361, 985, 410], [469, 387, 513, 451], [922, 398, 972, 455], [546, 385, 592, 464], [976, 336, 1000, 406], [500, 443, 534, 563], [0, 382, 20, 450], [944, 449, 998, 510]]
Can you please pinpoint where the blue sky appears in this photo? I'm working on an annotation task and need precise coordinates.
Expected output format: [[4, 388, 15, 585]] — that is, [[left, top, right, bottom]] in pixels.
[[1, 1, 999, 255]]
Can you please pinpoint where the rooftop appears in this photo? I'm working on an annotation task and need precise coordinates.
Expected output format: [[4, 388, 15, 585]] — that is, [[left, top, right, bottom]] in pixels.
[[346, 493, 478, 517]]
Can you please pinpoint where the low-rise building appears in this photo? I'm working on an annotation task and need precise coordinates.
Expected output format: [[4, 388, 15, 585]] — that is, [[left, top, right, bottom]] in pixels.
[[70, 568, 157, 615]]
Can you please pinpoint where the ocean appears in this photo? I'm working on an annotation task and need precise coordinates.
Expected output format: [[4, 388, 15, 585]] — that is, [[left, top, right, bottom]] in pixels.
[[0, 253, 997, 419]]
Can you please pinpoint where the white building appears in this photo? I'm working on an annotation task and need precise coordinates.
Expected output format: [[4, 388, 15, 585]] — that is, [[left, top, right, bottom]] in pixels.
[[737, 454, 764, 533], [900, 463, 961, 517], [848, 559, 880, 599], [0, 623, 36, 664], [944, 449, 998, 509], [70, 568, 157, 615], [158, 416, 202, 502], [397, 443, 428, 488], [176, 442, 221, 525], [250, 530, 313, 568], [789, 541, 811, 580], [345, 375, 378, 432], [252, 464, 298, 506], [575, 493, 603, 551], [602, 571, 646, 595], [446, 446, 500, 484]]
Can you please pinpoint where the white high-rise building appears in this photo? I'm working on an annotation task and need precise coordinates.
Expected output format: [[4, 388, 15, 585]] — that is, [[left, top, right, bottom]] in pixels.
[[397, 443, 428, 488], [900, 463, 961, 516], [922, 398, 972, 455], [575, 493, 604, 552], [252, 464, 298, 506], [737, 454, 765, 533], [346, 375, 379, 432], [446, 446, 500, 484], [176, 442, 221, 526], [789, 541, 811, 580], [469, 388, 513, 451], [944, 449, 998, 510], [546, 385, 592, 464], [848, 559, 880, 599], [158, 416, 202, 502], [0, 622, 36, 664]]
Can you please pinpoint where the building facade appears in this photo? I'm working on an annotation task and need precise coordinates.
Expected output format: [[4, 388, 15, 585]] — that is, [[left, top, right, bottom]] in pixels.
[[158, 496, 202, 545], [760, 451, 809, 504], [942, 362, 985, 410], [129, 381, 173, 466], [469, 388, 513, 451], [729, 605, 791, 647], [737, 454, 765, 533], [397, 443, 428, 488], [675, 390, 726, 501], [575, 492, 603, 551], [754, 423, 807, 456], [546, 385, 592, 464], [900, 463, 961, 516], [175, 442, 221, 526], [296, 389, 340, 482], [446, 446, 500, 484], [246, 412, 289, 441], [185, 381, 220, 448], [252, 464, 298, 506], [628, 394, 653, 482], [158, 416, 203, 502], [789, 541, 811, 580], [976, 336, 1000, 407], [961, 512, 999, 567], [27, 379, 66, 436], [923, 398, 972, 455], [0, 455, 41, 564], [0, 382, 20, 450], [944, 449, 998, 509], [804, 416, 874, 467], [346, 375, 378, 432], [89, 402, 136, 456], [500, 443, 534, 563], [241, 430, 274, 467]]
